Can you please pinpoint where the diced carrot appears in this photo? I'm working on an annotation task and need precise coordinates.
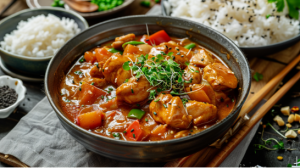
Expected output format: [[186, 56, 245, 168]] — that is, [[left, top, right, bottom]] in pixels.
[[79, 83, 107, 105], [84, 51, 97, 63], [77, 110, 104, 129], [125, 120, 142, 141], [95, 48, 112, 63], [123, 44, 144, 55]]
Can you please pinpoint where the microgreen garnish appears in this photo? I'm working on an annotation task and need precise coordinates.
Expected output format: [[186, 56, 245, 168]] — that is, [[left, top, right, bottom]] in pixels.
[[182, 98, 189, 106], [74, 71, 82, 75]]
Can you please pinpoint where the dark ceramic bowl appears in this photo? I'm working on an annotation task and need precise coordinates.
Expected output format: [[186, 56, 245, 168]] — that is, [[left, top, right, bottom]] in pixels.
[[161, 0, 300, 57], [0, 7, 88, 77], [45, 15, 251, 162]]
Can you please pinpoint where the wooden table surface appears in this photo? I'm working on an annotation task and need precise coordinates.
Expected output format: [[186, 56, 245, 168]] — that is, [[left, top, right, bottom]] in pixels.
[[0, 0, 300, 167]]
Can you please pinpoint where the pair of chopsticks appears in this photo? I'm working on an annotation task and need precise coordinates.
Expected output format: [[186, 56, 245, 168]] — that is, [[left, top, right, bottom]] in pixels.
[[0, 0, 17, 18], [205, 54, 300, 167]]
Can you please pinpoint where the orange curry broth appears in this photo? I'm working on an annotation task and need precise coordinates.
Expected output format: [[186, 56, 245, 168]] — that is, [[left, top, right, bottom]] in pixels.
[[59, 35, 237, 141]]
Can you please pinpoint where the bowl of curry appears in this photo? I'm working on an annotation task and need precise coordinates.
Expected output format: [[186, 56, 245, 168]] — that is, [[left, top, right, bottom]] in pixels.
[[45, 16, 251, 162]]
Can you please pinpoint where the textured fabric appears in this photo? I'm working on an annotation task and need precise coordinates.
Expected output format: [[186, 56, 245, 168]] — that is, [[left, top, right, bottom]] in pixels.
[[0, 97, 164, 167]]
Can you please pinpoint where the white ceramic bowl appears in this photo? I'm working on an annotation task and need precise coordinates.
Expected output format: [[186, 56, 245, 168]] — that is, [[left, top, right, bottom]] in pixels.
[[0, 75, 26, 118]]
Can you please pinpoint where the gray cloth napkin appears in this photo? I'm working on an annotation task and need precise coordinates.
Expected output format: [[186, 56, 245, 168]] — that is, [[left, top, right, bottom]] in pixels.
[[0, 97, 163, 167]]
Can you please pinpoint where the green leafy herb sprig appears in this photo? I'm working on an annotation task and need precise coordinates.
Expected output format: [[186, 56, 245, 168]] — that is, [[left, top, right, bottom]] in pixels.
[[253, 72, 263, 82], [268, 0, 300, 19], [123, 52, 189, 100]]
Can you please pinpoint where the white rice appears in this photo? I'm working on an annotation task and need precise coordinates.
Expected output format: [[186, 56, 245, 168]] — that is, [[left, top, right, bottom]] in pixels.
[[0, 14, 81, 57], [164, 0, 300, 47]]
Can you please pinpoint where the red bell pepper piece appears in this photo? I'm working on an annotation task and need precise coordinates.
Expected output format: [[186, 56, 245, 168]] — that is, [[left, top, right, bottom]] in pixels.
[[125, 120, 142, 141], [145, 30, 171, 45]]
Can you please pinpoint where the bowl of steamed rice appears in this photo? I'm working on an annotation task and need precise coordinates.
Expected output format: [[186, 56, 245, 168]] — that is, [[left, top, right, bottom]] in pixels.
[[162, 0, 300, 56], [0, 7, 88, 76]]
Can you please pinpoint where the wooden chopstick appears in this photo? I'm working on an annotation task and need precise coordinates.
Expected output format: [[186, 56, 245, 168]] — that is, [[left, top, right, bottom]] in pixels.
[[237, 54, 300, 121], [172, 55, 300, 167], [206, 70, 300, 167]]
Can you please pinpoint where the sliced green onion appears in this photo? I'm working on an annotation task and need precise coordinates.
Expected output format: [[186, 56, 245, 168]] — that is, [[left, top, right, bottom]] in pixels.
[[184, 43, 196, 50]]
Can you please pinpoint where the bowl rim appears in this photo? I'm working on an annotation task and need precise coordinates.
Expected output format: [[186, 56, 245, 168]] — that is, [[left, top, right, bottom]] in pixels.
[[0, 75, 26, 114], [160, 0, 300, 50], [0, 7, 89, 61], [45, 15, 251, 146]]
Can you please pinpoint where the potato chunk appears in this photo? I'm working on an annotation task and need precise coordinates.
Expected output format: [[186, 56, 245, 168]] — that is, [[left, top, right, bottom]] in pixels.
[[203, 63, 238, 91], [149, 94, 192, 129], [285, 130, 297, 138], [295, 114, 300, 122], [186, 100, 217, 125], [273, 115, 285, 126], [286, 123, 292, 128], [190, 49, 215, 68], [288, 114, 295, 123], [280, 106, 290, 116], [186, 81, 216, 105]]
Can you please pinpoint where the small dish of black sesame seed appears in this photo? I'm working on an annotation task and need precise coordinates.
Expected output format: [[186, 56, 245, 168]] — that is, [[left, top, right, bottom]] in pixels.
[[0, 76, 26, 118]]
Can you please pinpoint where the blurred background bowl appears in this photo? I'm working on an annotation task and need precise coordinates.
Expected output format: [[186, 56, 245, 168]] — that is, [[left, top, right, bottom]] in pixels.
[[0, 7, 89, 77], [161, 0, 300, 57], [26, 0, 135, 19], [45, 15, 251, 162]]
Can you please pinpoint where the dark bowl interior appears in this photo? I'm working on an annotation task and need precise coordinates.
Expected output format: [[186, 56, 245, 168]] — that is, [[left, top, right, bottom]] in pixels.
[[161, 0, 300, 57], [45, 15, 251, 162]]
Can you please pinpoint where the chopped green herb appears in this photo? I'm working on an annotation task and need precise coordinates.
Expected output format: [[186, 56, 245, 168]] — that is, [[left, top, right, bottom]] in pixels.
[[108, 88, 113, 91], [131, 89, 134, 93], [123, 131, 127, 133], [79, 87, 82, 91], [74, 71, 82, 75], [182, 98, 189, 106], [253, 72, 263, 82], [91, 82, 94, 85], [154, 99, 160, 102], [153, 112, 157, 115], [131, 129, 134, 132], [133, 133, 136, 138], [123, 61, 131, 71], [124, 79, 129, 83], [167, 52, 173, 56], [81, 105, 84, 107], [163, 104, 168, 108], [266, 14, 271, 19], [145, 118, 148, 122], [140, 0, 150, 7]]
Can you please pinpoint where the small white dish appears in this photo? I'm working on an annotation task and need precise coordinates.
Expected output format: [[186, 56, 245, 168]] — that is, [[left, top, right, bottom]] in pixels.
[[0, 75, 26, 118]]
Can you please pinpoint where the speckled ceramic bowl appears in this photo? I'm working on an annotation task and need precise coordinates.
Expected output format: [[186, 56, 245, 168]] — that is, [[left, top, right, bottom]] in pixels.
[[0, 7, 89, 77], [0, 75, 26, 118], [45, 16, 251, 162]]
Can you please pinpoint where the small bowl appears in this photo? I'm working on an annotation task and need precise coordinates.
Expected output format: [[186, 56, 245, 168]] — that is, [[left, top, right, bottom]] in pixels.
[[0, 75, 26, 118], [161, 0, 300, 57], [0, 7, 89, 77]]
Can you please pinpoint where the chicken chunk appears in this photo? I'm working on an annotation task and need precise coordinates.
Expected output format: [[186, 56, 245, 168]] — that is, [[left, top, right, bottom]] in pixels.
[[102, 53, 132, 86], [203, 63, 238, 91], [82, 78, 107, 89], [149, 94, 192, 129], [183, 65, 202, 87], [186, 100, 217, 125], [111, 33, 135, 50], [190, 49, 215, 68], [148, 42, 193, 68], [116, 76, 152, 104], [89, 64, 104, 78], [186, 81, 216, 105]]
